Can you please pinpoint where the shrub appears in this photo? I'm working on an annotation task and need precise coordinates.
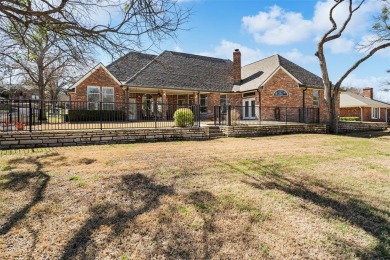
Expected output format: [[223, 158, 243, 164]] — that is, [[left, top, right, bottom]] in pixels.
[[68, 110, 126, 122], [174, 108, 194, 127], [340, 117, 360, 122]]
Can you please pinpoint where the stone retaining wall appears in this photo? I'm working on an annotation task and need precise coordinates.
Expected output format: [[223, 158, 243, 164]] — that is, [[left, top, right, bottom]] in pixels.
[[220, 124, 327, 137], [338, 121, 388, 133], [0, 128, 209, 149]]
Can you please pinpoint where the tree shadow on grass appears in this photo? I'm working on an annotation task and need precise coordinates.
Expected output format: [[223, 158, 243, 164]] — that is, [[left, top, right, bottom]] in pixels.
[[0, 153, 60, 235], [152, 190, 223, 259], [59, 173, 175, 260], [220, 159, 389, 259]]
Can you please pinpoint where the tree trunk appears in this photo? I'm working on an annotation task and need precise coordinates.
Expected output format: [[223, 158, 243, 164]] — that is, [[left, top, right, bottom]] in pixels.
[[327, 97, 338, 134], [38, 61, 47, 121]]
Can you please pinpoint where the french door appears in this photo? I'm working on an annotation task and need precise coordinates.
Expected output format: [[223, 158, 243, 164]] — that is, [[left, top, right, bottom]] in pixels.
[[243, 98, 256, 119]]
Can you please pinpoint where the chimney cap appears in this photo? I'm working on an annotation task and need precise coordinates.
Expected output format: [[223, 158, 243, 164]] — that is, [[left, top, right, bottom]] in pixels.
[[234, 49, 240, 52]]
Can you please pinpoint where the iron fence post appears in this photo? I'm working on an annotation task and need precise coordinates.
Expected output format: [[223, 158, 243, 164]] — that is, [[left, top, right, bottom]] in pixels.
[[219, 106, 222, 125], [285, 107, 288, 125], [29, 99, 32, 132], [259, 105, 261, 125], [99, 101, 103, 130], [197, 104, 200, 127], [154, 102, 157, 128], [317, 108, 320, 124], [214, 106, 217, 126], [228, 105, 232, 126], [8, 99, 12, 125]]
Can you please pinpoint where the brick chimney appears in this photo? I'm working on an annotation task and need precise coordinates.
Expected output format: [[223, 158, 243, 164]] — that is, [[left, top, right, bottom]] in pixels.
[[233, 49, 241, 84], [362, 87, 373, 99]]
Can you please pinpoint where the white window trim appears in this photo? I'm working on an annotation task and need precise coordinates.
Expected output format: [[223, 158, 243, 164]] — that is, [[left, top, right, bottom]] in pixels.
[[87, 86, 100, 110], [371, 107, 380, 119]]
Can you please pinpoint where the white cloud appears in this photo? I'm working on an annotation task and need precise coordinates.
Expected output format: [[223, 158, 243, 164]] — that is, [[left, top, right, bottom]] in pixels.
[[281, 48, 317, 64], [242, 5, 312, 45], [327, 37, 355, 54], [343, 73, 389, 89], [197, 40, 263, 65], [242, 0, 382, 46]]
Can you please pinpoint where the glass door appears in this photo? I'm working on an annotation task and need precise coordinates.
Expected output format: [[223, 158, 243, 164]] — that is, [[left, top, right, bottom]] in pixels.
[[128, 98, 137, 120], [243, 98, 256, 119]]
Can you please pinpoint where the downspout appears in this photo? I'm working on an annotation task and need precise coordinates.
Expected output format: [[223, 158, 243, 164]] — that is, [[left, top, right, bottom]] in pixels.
[[302, 87, 307, 123], [257, 88, 262, 123], [360, 107, 363, 122]]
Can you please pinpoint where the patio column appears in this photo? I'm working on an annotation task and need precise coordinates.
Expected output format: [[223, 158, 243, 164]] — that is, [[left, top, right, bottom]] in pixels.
[[162, 90, 167, 120]]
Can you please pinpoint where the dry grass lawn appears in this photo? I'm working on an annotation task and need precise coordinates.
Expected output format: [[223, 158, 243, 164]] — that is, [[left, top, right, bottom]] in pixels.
[[1, 131, 390, 259]]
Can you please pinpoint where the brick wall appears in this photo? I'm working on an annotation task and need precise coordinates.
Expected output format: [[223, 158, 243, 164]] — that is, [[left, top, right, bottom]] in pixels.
[[220, 124, 327, 137], [340, 107, 388, 122], [259, 69, 331, 123], [338, 121, 388, 133], [340, 107, 361, 119], [69, 67, 125, 103], [0, 128, 208, 149]]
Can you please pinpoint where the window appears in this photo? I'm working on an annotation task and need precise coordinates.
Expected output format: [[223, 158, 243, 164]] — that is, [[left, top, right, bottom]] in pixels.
[[220, 94, 228, 113], [102, 87, 114, 110], [372, 107, 380, 119], [189, 95, 195, 105], [87, 86, 100, 110], [313, 90, 320, 107], [178, 95, 187, 107], [273, 89, 288, 97], [87, 86, 115, 110], [200, 94, 208, 113]]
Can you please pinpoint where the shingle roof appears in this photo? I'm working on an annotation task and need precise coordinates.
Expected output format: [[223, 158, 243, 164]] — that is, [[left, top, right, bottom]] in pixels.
[[234, 54, 323, 92], [125, 51, 234, 92], [340, 92, 390, 108], [106, 52, 156, 82]]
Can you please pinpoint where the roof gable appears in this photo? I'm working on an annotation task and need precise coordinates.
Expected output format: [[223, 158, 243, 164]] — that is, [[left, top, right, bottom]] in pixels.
[[125, 51, 234, 92], [235, 54, 323, 92], [71, 63, 121, 89]]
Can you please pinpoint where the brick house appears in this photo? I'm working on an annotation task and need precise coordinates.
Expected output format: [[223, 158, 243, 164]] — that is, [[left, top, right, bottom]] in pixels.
[[340, 88, 390, 123], [68, 49, 330, 123]]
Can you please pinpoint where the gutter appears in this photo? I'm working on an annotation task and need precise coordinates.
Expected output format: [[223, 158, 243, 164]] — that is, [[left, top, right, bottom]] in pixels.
[[302, 87, 307, 123]]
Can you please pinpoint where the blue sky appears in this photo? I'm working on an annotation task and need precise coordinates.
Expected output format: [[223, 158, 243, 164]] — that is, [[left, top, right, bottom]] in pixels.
[[102, 0, 390, 99]]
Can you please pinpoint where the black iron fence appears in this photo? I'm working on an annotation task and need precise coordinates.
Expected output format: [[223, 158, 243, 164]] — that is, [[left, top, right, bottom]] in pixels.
[[0, 99, 200, 132], [214, 105, 320, 126]]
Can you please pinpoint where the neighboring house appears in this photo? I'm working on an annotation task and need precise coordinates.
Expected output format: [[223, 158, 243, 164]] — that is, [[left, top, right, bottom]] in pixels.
[[0, 84, 39, 100], [340, 88, 390, 123], [68, 49, 331, 122]]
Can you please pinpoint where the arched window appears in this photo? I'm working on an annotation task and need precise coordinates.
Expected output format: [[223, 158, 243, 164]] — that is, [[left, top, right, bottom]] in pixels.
[[273, 89, 288, 97]]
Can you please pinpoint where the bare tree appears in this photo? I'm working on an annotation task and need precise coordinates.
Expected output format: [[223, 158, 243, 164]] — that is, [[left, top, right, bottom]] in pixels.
[[316, 0, 390, 133], [0, 0, 190, 56], [0, 23, 94, 119]]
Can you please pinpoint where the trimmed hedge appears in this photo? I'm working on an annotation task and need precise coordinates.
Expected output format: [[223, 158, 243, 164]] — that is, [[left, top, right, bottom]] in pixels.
[[174, 108, 194, 127], [340, 117, 360, 122], [68, 110, 126, 122]]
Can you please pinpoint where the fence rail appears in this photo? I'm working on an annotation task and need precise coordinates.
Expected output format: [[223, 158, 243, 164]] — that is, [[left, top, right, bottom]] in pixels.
[[214, 105, 320, 126], [0, 99, 200, 132]]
